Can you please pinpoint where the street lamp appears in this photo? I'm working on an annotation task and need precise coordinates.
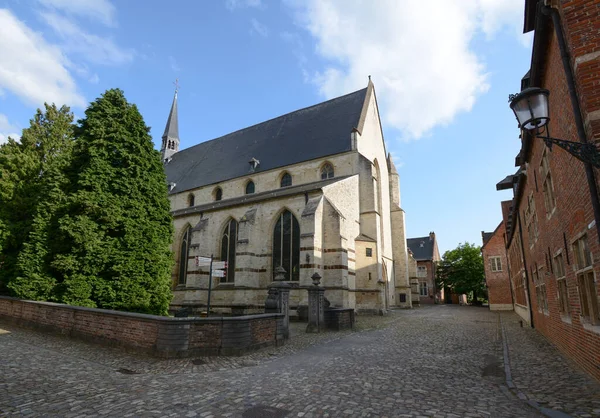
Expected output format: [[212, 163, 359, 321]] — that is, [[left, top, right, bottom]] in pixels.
[[509, 87, 600, 168]]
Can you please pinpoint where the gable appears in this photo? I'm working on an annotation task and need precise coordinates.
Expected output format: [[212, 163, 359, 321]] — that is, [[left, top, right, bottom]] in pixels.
[[165, 88, 368, 194]]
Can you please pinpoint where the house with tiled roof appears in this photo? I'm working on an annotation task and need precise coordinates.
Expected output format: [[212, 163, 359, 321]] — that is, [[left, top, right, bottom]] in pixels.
[[407, 232, 441, 304]]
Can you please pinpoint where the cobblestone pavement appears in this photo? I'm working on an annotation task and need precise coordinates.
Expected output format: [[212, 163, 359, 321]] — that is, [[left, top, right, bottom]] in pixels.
[[0, 306, 595, 417], [500, 313, 600, 417]]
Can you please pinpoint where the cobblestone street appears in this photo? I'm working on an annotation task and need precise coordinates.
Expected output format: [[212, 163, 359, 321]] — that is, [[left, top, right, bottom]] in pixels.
[[1, 305, 599, 417]]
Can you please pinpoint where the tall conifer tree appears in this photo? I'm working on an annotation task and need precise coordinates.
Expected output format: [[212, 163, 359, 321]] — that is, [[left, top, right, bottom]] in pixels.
[[49, 89, 173, 314], [0, 105, 74, 295]]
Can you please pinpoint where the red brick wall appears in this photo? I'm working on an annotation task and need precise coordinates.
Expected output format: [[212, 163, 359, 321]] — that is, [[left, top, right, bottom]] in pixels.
[[0, 297, 285, 357], [505, 3, 600, 381], [417, 260, 435, 304], [482, 222, 513, 309]]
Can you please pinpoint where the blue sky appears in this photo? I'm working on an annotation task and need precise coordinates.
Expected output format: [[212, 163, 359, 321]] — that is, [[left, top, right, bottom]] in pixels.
[[0, 0, 532, 255]]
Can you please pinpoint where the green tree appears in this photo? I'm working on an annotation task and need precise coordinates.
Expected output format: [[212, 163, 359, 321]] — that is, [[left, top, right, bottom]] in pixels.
[[47, 89, 174, 314], [0, 105, 74, 295], [436, 242, 486, 305]]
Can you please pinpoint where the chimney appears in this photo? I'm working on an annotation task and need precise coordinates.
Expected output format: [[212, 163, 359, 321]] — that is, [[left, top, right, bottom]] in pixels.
[[429, 231, 435, 241]]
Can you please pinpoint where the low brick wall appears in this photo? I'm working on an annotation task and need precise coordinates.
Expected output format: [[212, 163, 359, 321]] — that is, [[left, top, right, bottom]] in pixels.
[[325, 308, 355, 330], [0, 296, 285, 357]]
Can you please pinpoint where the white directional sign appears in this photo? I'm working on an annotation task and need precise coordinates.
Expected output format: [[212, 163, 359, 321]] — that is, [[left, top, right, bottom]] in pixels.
[[212, 261, 228, 270], [195, 256, 212, 267], [212, 269, 226, 278]]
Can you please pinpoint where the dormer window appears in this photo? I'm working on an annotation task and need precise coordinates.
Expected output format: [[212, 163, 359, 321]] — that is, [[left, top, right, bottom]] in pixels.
[[249, 157, 260, 172], [214, 187, 223, 201], [280, 172, 292, 188], [320, 163, 334, 180]]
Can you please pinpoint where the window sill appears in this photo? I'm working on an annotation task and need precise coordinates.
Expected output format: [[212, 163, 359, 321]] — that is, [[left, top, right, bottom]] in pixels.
[[560, 314, 572, 324], [216, 283, 235, 289], [581, 319, 600, 335]]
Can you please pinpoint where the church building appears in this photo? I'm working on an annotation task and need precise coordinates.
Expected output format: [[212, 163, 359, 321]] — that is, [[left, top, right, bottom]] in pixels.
[[163, 80, 411, 315]]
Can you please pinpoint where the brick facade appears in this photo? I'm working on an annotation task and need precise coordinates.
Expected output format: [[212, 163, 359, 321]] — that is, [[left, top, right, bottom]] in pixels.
[[498, 0, 600, 381], [482, 222, 513, 310]]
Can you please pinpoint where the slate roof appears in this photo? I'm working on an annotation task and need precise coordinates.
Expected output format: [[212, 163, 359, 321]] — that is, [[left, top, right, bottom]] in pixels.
[[164, 87, 368, 194], [407, 236, 434, 261], [162, 92, 179, 142]]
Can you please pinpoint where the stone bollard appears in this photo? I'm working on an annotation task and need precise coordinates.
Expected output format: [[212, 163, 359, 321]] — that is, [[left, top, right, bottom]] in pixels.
[[265, 266, 291, 339], [306, 272, 325, 333]]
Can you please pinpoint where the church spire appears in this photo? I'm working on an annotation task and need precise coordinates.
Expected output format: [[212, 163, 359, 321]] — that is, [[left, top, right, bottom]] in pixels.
[[161, 80, 180, 163]]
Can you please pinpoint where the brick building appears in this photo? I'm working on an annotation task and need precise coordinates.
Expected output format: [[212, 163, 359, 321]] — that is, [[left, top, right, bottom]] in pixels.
[[481, 221, 513, 311], [407, 232, 441, 304], [496, 0, 600, 380]]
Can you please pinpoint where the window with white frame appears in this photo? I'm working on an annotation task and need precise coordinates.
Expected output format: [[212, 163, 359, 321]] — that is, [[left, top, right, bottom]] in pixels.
[[573, 235, 599, 325], [540, 149, 556, 215], [490, 256, 502, 272], [419, 282, 428, 296], [417, 266, 427, 277]]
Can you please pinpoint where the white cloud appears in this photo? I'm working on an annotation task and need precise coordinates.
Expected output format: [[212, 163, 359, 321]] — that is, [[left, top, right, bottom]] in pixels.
[[169, 56, 181, 72], [288, 0, 526, 140], [226, 0, 263, 11], [37, 0, 116, 26], [0, 9, 85, 108], [250, 18, 268, 37], [0, 114, 20, 145], [40, 11, 134, 66]]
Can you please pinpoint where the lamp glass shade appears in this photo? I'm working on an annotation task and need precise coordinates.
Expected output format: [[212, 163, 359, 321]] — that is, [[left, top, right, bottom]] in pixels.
[[509, 87, 550, 130]]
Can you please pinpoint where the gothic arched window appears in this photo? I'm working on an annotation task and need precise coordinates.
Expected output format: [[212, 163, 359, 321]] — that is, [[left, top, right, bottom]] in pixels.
[[245, 181, 255, 195], [214, 187, 223, 201], [178, 226, 191, 285], [273, 210, 300, 281], [221, 219, 238, 283], [320, 163, 334, 180], [280, 172, 292, 188], [188, 193, 195, 207]]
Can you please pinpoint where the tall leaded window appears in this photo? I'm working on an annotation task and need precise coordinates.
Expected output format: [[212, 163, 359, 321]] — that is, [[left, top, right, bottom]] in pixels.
[[188, 193, 195, 207], [215, 187, 223, 201], [273, 210, 300, 281], [320, 163, 334, 180], [178, 226, 191, 285], [280, 173, 292, 188], [245, 181, 255, 195], [220, 219, 238, 283]]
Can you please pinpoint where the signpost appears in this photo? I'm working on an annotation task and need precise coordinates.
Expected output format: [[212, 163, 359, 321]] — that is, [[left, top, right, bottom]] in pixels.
[[195, 255, 228, 316]]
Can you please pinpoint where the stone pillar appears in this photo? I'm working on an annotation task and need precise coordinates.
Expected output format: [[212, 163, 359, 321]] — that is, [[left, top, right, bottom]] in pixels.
[[306, 272, 326, 333], [265, 266, 291, 339]]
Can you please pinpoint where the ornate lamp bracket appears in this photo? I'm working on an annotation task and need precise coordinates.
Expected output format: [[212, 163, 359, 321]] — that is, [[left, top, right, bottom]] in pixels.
[[537, 132, 600, 168]]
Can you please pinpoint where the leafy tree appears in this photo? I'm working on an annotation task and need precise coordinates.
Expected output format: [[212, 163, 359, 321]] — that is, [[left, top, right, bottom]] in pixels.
[[436, 242, 486, 304], [0, 105, 74, 295], [46, 89, 174, 314]]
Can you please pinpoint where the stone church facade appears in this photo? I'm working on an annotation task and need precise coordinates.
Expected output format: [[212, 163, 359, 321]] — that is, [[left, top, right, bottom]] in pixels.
[[163, 81, 411, 315]]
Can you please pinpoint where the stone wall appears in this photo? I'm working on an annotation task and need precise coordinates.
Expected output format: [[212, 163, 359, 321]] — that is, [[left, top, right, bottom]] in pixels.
[[0, 296, 284, 357]]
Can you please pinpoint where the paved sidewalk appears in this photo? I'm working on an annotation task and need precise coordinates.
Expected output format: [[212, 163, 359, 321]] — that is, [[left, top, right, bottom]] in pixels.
[[500, 313, 600, 417], [0, 305, 596, 417]]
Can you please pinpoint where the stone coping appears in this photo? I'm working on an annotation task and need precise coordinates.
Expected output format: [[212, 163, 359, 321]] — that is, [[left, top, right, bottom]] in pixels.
[[0, 296, 283, 323]]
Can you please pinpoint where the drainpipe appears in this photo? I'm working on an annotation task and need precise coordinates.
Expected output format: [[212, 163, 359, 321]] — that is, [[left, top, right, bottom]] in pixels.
[[545, 5, 600, 244], [517, 212, 534, 328]]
